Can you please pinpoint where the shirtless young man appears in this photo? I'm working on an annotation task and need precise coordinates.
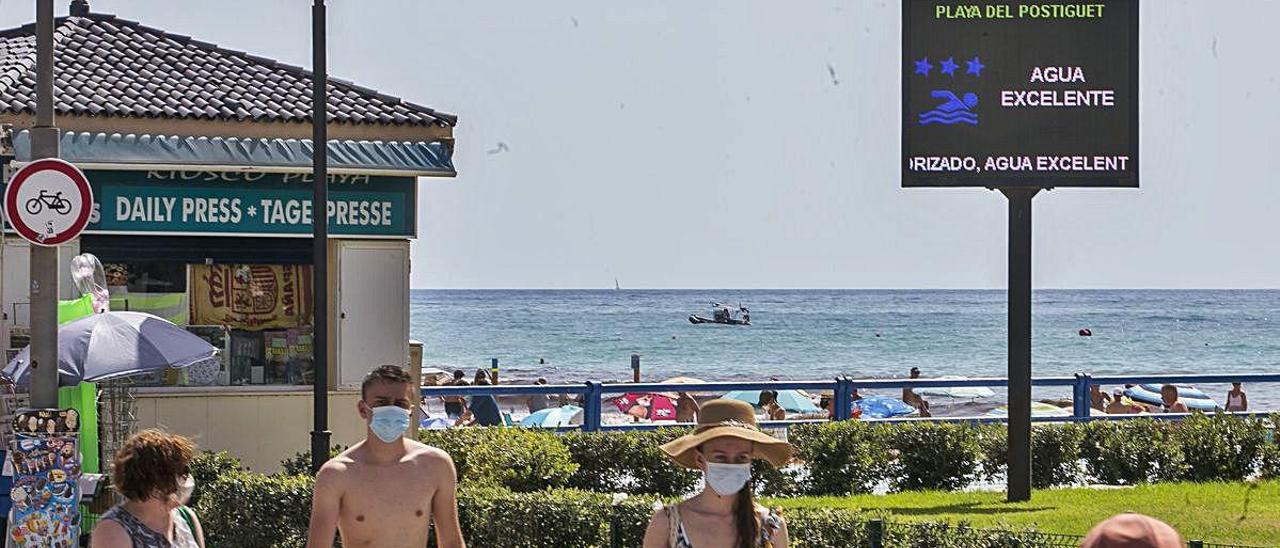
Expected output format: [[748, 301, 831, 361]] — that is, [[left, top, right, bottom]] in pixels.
[[306, 365, 466, 548]]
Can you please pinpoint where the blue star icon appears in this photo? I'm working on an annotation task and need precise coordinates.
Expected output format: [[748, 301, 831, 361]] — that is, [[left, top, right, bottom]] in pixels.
[[939, 57, 958, 76], [913, 57, 932, 76], [966, 56, 985, 77]]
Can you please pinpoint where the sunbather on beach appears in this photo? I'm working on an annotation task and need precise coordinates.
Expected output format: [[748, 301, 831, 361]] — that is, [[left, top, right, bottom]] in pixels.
[[1090, 384, 1112, 411], [903, 367, 931, 417], [1160, 384, 1189, 413], [758, 390, 786, 421], [458, 377, 503, 427], [526, 378, 555, 413], [442, 370, 469, 419], [676, 392, 699, 423], [1104, 389, 1143, 414], [1226, 382, 1248, 412]]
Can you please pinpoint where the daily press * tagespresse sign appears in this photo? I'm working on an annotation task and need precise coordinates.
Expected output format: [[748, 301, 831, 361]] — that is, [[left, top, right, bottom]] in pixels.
[[902, 1, 1138, 188], [41, 170, 416, 238]]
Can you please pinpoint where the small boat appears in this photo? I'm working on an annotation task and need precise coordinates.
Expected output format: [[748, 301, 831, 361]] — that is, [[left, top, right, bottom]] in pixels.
[[689, 303, 750, 325]]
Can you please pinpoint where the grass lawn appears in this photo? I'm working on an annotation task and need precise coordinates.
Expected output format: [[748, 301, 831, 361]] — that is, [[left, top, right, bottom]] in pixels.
[[767, 481, 1280, 546]]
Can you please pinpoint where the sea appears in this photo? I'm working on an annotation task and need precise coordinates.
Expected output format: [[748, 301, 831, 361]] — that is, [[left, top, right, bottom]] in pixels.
[[410, 290, 1280, 411]]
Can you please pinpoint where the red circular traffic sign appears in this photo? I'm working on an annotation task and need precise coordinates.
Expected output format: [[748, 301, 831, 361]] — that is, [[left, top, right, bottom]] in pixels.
[[3, 158, 93, 246]]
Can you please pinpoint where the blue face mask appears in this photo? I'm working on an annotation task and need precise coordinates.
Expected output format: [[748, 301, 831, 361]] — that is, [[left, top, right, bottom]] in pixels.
[[368, 404, 411, 443]]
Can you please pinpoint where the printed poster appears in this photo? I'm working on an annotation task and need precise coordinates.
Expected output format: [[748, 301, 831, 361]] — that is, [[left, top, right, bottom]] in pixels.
[[192, 264, 313, 330], [8, 409, 81, 548]]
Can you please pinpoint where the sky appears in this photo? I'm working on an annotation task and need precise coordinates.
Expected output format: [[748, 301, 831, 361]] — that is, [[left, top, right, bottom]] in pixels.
[[1, 1, 1277, 289]]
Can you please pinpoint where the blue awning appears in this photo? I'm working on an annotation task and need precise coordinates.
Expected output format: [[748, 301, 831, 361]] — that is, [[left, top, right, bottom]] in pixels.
[[12, 131, 455, 177]]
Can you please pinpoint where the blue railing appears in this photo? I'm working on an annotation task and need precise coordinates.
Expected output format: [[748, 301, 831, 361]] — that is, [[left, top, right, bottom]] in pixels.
[[420, 373, 1280, 432]]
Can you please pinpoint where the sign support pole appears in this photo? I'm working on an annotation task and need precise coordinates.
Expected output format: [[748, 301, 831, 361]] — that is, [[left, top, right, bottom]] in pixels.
[[29, 0, 60, 409], [310, 0, 331, 474], [1001, 186, 1039, 502]]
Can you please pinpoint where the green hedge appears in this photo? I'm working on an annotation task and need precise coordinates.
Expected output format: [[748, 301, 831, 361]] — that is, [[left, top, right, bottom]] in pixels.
[[889, 421, 981, 491], [790, 421, 890, 495], [402, 413, 1275, 498], [977, 424, 1087, 488], [1080, 419, 1188, 484], [196, 471, 313, 548], [196, 474, 1073, 548], [418, 427, 579, 491], [561, 429, 700, 495], [1175, 413, 1270, 482], [188, 450, 245, 508], [279, 445, 347, 476]]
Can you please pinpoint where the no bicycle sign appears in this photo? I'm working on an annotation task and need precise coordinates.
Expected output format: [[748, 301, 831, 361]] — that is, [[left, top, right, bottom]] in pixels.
[[3, 158, 94, 246]]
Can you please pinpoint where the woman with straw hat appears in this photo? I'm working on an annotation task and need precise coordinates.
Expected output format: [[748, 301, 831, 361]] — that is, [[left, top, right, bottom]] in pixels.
[[642, 399, 792, 548]]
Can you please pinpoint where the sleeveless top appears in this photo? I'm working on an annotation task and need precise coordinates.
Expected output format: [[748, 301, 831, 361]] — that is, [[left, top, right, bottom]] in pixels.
[[100, 505, 200, 548], [665, 503, 783, 548], [1226, 392, 1245, 410]]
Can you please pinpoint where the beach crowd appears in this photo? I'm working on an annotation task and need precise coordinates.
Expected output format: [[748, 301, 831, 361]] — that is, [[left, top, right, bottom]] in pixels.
[[427, 364, 1251, 428]]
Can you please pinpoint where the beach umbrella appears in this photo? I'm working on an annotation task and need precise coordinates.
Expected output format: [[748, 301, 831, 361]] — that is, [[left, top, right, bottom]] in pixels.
[[661, 376, 711, 397], [915, 376, 996, 399], [1124, 384, 1219, 411], [662, 376, 706, 385], [4, 311, 217, 387], [985, 402, 1071, 418], [613, 393, 678, 421], [519, 405, 584, 428], [854, 395, 917, 419], [722, 390, 821, 414]]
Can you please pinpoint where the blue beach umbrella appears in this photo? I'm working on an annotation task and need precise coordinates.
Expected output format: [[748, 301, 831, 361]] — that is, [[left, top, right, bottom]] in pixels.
[[723, 390, 821, 414], [520, 405, 584, 428], [854, 395, 917, 419], [4, 311, 217, 387]]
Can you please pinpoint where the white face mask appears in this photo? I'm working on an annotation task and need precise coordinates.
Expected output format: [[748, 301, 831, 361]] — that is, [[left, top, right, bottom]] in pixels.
[[171, 474, 195, 505], [704, 462, 751, 497]]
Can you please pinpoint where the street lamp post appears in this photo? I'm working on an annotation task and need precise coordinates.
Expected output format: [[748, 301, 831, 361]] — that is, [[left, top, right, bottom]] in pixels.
[[29, 0, 60, 409], [310, 0, 331, 474]]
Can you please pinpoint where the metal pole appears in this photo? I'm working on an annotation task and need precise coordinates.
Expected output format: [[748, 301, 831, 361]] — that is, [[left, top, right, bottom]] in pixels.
[[490, 357, 499, 384], [867, 518, 884, 548], [1001, 187, 1038, 502], [309, 0, 331, 474], [28, 0, 59, 409], [582, 382, 601, 432], [834, 377, 851, 421], [631, 353, 640, 383]]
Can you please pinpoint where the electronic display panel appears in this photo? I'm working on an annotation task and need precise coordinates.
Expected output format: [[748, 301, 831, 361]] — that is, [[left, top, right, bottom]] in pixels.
[[902, 0, 1138, 187]]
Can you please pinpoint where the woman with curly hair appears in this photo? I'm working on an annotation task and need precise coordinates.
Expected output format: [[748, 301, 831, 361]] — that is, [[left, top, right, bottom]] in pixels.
[[91, 429, 205, 548]]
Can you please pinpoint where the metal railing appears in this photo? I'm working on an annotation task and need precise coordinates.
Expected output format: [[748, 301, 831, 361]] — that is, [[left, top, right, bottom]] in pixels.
[[420, 372, 1280, 432]]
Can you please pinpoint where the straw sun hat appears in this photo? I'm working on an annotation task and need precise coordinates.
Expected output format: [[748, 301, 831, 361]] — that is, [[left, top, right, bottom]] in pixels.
[[659, 399, 793, 469]]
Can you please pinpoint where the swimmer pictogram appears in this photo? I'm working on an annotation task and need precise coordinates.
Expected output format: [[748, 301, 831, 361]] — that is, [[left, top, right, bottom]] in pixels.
[[918, 90, 978, 125]]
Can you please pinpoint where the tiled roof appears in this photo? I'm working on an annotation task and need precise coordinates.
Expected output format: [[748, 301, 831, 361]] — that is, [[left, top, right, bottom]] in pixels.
[[0, 10, 456, 127]]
